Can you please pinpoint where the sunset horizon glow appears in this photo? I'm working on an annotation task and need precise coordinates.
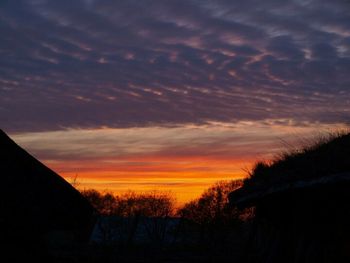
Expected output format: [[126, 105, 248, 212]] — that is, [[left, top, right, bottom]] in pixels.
[[9, 121, 348, 205]]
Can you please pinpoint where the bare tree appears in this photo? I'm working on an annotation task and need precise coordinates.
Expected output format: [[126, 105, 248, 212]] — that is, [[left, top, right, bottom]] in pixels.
[[178, 180, 244, 247], [81, 189, 176, 246]]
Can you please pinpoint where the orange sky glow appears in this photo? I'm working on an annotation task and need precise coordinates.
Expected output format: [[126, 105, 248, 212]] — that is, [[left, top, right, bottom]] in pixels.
[[11, 121, 348, 205], [52, 158, 252, 204]]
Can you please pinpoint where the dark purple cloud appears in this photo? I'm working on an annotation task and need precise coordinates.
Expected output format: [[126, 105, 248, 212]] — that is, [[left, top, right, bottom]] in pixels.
[[1, 0, 350, 132]]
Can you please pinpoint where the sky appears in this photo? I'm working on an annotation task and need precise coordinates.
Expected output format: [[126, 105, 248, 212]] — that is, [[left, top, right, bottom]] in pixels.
[[1, 0, 350, 204]]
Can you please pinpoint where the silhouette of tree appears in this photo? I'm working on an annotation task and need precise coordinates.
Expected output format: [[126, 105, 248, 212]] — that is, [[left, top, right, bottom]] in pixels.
[[179, 180, 243, 225], [81, 189, 116, 216], [177, 180, 245, 252]]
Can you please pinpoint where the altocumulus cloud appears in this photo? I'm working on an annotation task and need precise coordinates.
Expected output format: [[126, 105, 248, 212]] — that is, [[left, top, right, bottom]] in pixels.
[[1, 0, 350, 132]]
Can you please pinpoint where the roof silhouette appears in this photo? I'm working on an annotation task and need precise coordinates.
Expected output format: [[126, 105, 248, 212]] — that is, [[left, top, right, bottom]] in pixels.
[[229, 132, 350, 207], [228, 133, 350, 263], [0, 129, 95, 244]]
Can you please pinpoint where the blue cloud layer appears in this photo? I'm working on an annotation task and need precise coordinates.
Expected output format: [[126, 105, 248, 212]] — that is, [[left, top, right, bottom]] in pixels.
[[1, 0, 349, 132]]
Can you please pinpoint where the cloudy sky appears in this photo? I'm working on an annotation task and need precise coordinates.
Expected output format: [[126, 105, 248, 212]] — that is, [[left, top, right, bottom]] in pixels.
[[1, 0, 349, 203]]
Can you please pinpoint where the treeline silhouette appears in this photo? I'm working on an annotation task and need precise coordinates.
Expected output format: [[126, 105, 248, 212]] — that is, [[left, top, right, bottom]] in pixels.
[[82, 190, 175, 218], [76, 180, 252, 262]]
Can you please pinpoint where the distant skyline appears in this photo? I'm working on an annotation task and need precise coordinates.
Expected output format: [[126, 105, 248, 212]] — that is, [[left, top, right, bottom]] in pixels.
[[1, 0, 350, 203]]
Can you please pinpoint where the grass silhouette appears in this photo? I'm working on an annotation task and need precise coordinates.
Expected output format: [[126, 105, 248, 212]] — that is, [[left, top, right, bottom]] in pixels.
[[244, 131, 350, 189]]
